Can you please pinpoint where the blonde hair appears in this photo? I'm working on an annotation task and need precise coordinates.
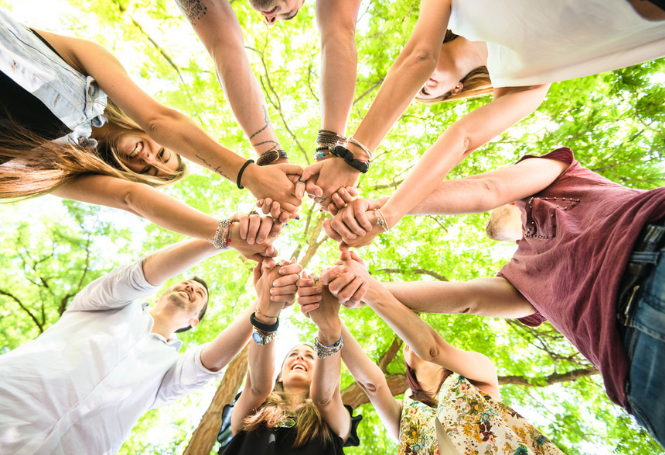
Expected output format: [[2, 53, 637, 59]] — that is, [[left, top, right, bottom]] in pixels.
[[242, 344, 333, 448], [0, 99, 188, 201], [416, 30, 493, 104]]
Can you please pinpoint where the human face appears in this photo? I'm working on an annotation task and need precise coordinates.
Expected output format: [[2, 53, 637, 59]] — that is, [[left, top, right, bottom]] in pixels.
[[160, 279, 208, 316], [249, 0, 306, 26], [114, 133, 179, 177], [485, 203, 523, 242], [279, 345, 315, 391], [417, 44, 463, 100]]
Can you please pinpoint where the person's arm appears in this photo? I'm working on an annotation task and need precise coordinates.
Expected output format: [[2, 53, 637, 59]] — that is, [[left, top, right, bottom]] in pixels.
[[230, 259, 303, 434], [304, 273, 352, 441], [323, 155, 568, 242], [174, 0, 283, 158], [301, 0, 362, 203], [35, 29, 303, 214], [326, 255, 501, 397]]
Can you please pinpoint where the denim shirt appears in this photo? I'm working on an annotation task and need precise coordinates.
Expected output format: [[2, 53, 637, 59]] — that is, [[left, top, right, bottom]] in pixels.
[[0, 9, 107, 147]]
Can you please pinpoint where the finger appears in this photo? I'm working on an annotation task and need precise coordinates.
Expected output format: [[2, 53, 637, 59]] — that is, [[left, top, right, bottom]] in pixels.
[[323, 219, 343, 242], [350, 250, 365, 265], [277, 163, 304, 177], [279, 262, 303, 274], [262, 245, 278, 258], [299, 302, 320, 314], [331, 192, 347, 210], [306, 178, 323, 198], [331, 216, 357, 240], [319, 266, 343, 285], [261, 257, 276, 272], [327, 272, 356, 296], [337, 187, 355, 204], [270, 201, 281, 219], [279, 201, 299, 214], [269, 220, 284, 238], [247, 214, 261, 244], [252, 262, 262, 282], [328, 203, 339, 215], [337, 276, 364, 302], [238, 214, 250, 240], [297, 286, 322, 297], [271, 294, 296, 303], [300, 162, 324, 182], [339, 241, 350, 251], [342, 207, 366, 237], [298, 296, 322, 306], [295, 180, 306, 199], [349, 281, 369, 306], [278, 210, 290, 224], [271, 284, 298, 295], [355, 205, 373, 232], [346, 186, 359, 198]]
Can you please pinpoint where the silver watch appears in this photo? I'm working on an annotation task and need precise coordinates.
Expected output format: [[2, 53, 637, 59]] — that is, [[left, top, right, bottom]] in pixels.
[[252, 327, 276, 345]]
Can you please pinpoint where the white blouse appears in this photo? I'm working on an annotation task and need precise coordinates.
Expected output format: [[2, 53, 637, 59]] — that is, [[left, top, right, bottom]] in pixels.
[[448, 0, 665, 87]]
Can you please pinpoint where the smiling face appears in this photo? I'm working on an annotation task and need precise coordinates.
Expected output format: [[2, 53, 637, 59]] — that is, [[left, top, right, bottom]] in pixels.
[[155, 279, 208, 328], [114, 132, 180, 177], [248, 0, 306, 25], [278, 344, 315, 392]]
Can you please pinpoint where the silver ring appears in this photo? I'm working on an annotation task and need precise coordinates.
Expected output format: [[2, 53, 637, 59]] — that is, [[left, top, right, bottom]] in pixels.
[[295, 180, 306, 186]]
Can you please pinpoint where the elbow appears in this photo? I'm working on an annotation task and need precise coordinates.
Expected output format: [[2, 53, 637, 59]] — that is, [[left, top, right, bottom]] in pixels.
[[395, 49, 438, 74], [146, 107, 183, 136], [311, 393, 334, 409], [121, 184, 145, 217]]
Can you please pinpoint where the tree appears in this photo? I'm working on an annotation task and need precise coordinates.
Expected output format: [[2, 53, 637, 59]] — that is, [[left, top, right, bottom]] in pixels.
[[1, 0, 664, 453]]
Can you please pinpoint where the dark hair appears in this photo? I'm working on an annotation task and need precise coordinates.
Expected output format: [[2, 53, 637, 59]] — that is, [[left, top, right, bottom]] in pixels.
[[175, 276, 210, 333], [415, 30, 493, 104], [405, 360, 451, 408]]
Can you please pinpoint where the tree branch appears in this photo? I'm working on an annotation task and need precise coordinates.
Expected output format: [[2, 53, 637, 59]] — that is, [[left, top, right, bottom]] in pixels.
[[0, 289, 44, 333], [377, 337, 402, 373]]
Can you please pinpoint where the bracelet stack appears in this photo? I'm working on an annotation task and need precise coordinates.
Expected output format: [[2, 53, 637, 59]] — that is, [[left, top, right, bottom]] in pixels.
[[330, 146, 370, 174], [348, 137, 374, 162], [209, 218, 235, 249], [314, 334, 344, 359], [374, 208, 390, 232], [250, 312, 279, 345], [315, 129, 347, 160]]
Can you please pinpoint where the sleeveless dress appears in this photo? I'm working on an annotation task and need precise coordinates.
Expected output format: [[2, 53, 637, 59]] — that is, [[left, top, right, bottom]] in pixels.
[[448, 0, 665, 87], [398, 374, 563, 454]]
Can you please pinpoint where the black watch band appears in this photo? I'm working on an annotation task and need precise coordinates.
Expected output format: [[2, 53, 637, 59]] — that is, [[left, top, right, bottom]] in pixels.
[[331, 146, 370, 173], [257, 149, 288, 166], [250, 312, 279, 332]]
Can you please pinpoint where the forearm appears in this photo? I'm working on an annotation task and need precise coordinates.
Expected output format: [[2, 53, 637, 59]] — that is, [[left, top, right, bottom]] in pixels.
[[142, 239, 221, 286], [319, 29, 357, 135], [215, 53, 282, 156], [311, 322, 343, 406], [200, 304, 256, 371], [381, 278, 535, 319]]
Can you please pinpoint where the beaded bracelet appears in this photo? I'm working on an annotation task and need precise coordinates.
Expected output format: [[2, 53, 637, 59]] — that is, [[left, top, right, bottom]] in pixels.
[[348, 137, 374, 162], [209, 219, 235, 249]]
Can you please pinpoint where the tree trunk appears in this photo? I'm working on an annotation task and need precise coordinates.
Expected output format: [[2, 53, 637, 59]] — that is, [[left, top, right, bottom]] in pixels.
[[183, 343, 249, 455]]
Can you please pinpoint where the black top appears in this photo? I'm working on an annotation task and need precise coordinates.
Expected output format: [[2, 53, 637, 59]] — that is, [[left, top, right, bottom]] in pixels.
[[218, 397, 362, 455], [0, 29, 71, 142]]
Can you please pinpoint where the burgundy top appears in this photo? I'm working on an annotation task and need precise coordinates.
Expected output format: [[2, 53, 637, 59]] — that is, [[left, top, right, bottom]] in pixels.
[[498, 148, 665, 409]]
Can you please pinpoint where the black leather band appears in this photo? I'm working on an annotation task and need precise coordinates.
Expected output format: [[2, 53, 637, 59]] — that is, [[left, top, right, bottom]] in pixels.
[[331, 146, 370, 173], [237, 159, 255, 189], [250, 312, 279, 332]]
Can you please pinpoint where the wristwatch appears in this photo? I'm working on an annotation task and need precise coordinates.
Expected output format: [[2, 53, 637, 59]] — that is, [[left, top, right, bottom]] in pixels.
[[257, 149, 288, 166], [252, 327, 276, 345]]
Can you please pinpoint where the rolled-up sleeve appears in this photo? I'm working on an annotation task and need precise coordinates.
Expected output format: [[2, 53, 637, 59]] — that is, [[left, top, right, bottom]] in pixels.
[[152, 344, 224, 409], [67, 258, 160, 312]]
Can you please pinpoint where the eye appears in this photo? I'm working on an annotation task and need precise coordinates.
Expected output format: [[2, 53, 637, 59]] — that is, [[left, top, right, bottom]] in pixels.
[[420, 87, 430, 96], [139, 166, 151, 175], [158, 148, 165, 160]]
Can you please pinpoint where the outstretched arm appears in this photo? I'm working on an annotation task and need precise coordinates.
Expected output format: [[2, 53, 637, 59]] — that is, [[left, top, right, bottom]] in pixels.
[[36, 28, 303, 214], [175, 0, 283, 158]]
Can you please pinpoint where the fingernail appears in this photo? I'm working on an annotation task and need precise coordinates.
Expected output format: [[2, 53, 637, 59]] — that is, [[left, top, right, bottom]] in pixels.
[[315, 295, 322, 300], [295, 216, 300, 220], [359, 231, 366, 236], [273, 281, 278, 286], [257, 238, 264, 243], [270, 289, 276, 294], [270, 232, 279, 237], [285, 223, 289, 226], [279, 269, 285, 275]]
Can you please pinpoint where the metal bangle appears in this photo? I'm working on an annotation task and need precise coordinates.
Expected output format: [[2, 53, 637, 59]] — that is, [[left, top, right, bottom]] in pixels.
[[314, 335, 344, 359], [209, 218, 234, 249], [348, 137, 374, 161], [374, 208, 389, 232]]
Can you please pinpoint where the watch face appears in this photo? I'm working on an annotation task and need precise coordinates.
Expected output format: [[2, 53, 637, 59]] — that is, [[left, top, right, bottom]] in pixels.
[[252, 331, 264, 345]]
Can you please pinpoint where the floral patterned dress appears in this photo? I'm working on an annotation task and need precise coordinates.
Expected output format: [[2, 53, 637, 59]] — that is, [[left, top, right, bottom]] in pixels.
[[398, 374, 564, 455]]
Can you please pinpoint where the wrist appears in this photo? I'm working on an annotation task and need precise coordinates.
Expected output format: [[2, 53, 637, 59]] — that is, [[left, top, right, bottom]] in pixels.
[[379, 202, 401, 230], [254, 308, 280, 325], [317, 323, 342, 345], [347, 142, 370, 162], [240, 162, 259, 191]]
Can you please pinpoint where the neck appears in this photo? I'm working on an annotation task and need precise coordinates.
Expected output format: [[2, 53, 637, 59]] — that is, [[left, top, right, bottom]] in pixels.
[[149, 308, 179, 339], [449, 36, 487, 76], [283, 385, 309, 399], [414, 363, 445, 396]]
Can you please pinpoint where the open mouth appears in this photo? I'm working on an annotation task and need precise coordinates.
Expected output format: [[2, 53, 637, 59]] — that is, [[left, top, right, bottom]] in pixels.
[[291, 363, 307, 372], [127, 141, 144, 159], [179, 289, 193, 302]]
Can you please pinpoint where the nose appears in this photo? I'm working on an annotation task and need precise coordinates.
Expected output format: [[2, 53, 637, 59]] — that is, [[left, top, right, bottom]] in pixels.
[[264, 15, 276, 25]]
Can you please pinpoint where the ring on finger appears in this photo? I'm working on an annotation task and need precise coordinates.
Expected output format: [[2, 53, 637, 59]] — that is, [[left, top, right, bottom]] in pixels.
[[249, 210, 259, 216], [295, 180, 306, 186]]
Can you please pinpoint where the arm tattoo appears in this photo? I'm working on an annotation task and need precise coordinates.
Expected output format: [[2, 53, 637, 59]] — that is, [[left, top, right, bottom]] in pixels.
[[175, 0, 208, 25], [249, 105, 273, 140], [196, 154, 230, 180]]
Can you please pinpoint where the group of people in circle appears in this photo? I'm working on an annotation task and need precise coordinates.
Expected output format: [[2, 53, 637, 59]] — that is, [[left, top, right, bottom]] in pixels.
[[1, 0, 665, 453]]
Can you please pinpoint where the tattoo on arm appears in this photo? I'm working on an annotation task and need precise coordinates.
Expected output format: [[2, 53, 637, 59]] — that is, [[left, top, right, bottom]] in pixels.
[[249, 105, 273, 140], [196, 154, 230, 180], [176, 0, 208, 25]]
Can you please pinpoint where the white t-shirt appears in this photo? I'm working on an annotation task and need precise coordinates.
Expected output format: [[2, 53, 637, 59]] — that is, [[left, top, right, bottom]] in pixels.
[[0, 260, 221, 455], [448, 0, 665, 87]]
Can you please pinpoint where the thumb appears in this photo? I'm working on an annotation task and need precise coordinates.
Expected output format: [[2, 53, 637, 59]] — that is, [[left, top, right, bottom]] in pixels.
[[252, 262, 262, 282], [300, 161, 324, 181]]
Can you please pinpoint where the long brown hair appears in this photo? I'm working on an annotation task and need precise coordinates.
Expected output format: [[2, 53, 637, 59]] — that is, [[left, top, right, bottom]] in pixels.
[[0, 99, 188, 201], [405, 360, 451, 408], [242, 344, 333, 448], [416, 30, 493, 104]]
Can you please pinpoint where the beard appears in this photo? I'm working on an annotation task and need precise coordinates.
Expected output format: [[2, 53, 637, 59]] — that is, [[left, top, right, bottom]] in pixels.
[[166, 291, 189, 310], [248, 0, 279, 11]]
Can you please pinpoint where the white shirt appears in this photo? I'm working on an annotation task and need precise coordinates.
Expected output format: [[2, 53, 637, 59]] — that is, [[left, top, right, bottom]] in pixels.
[[0, 260, 221, 455], [449, 0, 665, 87]]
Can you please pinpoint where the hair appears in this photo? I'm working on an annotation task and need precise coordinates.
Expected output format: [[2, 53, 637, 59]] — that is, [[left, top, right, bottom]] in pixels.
[[175, 276, 210, 333], [0, 99, 188, 201], [242, 344, 333, 448], [415, 30, 493, 104], [405, 359, 451, 408]]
